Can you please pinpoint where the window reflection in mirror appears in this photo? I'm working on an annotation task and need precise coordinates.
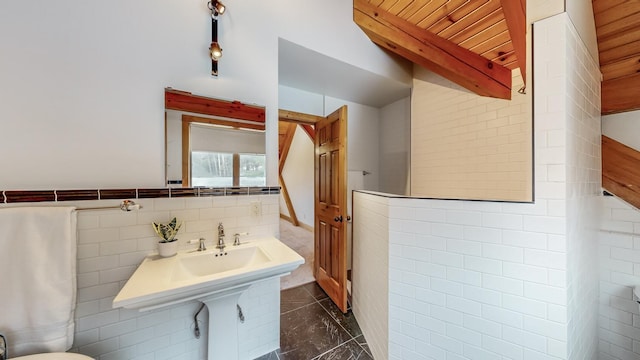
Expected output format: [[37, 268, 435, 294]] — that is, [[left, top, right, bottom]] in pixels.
[[165, 109, 266, 187], [192, 151, 266, 187]]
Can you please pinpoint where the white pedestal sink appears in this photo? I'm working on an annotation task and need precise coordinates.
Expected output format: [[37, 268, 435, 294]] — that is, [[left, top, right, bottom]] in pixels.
[[113, 238, 304, 359], [201, 286, 249, 360]]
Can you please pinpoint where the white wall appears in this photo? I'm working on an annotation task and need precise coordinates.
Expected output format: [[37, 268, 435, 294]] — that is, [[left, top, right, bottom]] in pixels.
[[278, 85, 323, 223], [0, 0, 409, 190], [281, 126, 314, 227], [566, 0, 599, 62], [325, 96, 381, 192], [602, 111, 640, 150], [277, 86, 382, 220], [529, 0, 565, 23], [379, 97, 411, 195], [278, 85, 325, 116]]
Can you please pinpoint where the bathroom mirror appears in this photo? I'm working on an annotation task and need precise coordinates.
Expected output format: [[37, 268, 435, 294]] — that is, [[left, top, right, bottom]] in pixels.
[[165, 89, 267, 187]]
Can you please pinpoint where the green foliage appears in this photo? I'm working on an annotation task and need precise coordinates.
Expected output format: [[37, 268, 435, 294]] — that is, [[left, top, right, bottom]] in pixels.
[[152, 217, 182, 243]]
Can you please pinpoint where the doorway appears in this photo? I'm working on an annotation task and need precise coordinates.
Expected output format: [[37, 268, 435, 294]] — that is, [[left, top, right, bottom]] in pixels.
[[278, 107, 350, 313], [278, 115, 318, 290]]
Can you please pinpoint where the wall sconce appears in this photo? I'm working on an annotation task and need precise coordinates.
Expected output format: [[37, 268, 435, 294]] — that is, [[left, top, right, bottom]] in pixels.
[[208, 0, 225, 76]]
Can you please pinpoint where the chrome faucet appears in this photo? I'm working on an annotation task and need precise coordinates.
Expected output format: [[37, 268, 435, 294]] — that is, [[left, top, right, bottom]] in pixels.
[[216, 222, 225, 251]]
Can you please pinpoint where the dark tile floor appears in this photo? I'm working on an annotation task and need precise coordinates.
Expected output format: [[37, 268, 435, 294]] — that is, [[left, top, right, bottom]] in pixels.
[[255, 282, 373, 360]]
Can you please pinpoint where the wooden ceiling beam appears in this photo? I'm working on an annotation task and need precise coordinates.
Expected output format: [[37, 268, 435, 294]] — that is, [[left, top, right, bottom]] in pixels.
[[499, 0, 527, 84], [166, 88, 265, 123], [354, 0, 512, 100], [279, 122, 297, 174], [602, 72, 640, 114], [278, 121, 300, 227], [602, 135, 640, 211], [301, 124, 315, 141], [278, 109, 324, 125]]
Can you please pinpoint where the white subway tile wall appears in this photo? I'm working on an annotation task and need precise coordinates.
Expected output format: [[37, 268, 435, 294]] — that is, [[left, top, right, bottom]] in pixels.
[[353, 13, 602, 360], [599, 196, 640, 360], [411, 66, 532, 201], [562, 13, 602, 360], [352, 192, 390, 360], [6, 195, 280, 359]]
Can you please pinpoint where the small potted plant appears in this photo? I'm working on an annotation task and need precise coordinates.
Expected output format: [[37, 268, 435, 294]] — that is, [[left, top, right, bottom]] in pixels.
[[152, 217, 182, 257]]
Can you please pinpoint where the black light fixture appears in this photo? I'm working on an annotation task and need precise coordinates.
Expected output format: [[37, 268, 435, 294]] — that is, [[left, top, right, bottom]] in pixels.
[[208, 0, 225, 76]]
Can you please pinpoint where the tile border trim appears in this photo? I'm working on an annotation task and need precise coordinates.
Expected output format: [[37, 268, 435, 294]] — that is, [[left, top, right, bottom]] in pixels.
[[0, 187, 280, 204]]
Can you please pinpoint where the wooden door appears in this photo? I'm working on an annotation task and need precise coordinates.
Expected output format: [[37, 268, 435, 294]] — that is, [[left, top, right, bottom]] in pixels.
[[314, 106, 348, 313]]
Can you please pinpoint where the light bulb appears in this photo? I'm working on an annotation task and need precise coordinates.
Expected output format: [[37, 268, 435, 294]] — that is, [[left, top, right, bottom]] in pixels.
[[210, 42, 223, 60], [214, 1, 225, 15]]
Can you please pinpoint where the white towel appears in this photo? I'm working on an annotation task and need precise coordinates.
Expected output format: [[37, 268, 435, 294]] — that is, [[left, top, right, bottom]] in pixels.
[[0, 206, 77, 356]]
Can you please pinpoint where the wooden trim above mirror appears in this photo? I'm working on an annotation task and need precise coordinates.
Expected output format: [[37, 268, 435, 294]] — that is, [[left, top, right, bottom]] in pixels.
[[165, 88, 265, 124]]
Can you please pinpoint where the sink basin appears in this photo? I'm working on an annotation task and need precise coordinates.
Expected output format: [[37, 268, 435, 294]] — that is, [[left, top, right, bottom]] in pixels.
[[172, 245, 271, 282], [113, 237, 304, 311]]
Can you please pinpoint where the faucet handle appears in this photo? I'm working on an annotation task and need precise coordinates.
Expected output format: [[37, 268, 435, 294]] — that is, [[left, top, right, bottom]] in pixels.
[[188, 238, 207, 251], [233, 232, 249, 246]]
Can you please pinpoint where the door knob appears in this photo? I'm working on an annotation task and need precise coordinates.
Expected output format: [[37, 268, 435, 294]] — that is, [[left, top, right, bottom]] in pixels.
[[334, 215, 343, 222]]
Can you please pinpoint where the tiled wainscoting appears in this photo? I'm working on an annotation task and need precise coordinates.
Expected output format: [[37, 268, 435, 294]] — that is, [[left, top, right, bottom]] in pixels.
[[599, 196, 640, 360], [1, 192, 281, 359]]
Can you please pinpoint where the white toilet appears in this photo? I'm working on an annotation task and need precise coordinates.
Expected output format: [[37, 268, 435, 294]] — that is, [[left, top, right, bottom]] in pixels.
[[0, 333, 93, 360], [11, 354, 92, 360]]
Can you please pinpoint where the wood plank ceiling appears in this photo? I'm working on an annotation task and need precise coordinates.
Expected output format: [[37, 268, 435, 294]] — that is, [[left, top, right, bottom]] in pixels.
[[594, 0, 640, 115], [354, 1, 640, 114], [354, 0, 526, 100]]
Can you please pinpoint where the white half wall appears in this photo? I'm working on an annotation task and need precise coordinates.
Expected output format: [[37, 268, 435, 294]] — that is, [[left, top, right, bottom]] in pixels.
[[352, 191, 389, 360]]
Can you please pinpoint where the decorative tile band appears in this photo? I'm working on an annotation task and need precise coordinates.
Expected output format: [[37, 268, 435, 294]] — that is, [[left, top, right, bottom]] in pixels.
[[0, 187, 280, 204], [137, 188, 171, 199], [56, 190, 100, 202], [100, 189, 137, 200], [5, 190, 56, 203]]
